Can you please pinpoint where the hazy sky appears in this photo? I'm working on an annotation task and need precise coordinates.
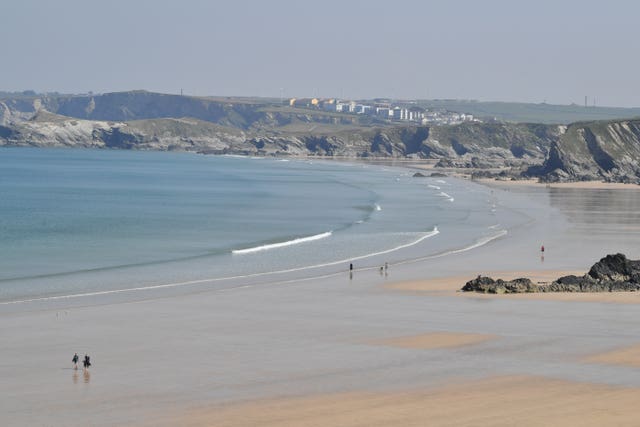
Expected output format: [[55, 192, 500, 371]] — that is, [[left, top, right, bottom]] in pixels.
[[2, 0, 638, 106]]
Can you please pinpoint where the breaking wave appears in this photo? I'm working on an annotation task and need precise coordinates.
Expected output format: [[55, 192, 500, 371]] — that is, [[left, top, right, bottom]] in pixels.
[[232, 231, 333, 254]]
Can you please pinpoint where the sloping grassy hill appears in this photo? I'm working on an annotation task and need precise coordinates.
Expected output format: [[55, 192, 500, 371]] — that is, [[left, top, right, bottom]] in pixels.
[[415, 100, 640, 124]]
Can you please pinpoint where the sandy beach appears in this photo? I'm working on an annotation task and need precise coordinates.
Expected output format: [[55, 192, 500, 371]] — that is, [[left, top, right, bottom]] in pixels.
[[478, 177, 640, 190], [147, 376, 640, 427], [3, 178, 640, 426]]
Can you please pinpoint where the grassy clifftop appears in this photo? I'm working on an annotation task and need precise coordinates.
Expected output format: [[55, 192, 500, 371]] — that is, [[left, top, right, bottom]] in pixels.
[[4, 90, 640, 126], [416, 99, 640, 124]]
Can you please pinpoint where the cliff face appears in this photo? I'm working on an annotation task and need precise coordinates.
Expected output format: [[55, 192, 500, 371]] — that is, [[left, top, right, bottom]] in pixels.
[[2, 91, 640, 184], [421, 122, 564, 167], [18, 91, 366, 131], [0, 112, 562, 163], [0, 112, 248, 152], [536, 120, 640, 182]]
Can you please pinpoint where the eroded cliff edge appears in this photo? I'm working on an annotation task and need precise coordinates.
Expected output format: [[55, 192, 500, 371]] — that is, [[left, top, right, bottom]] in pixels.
[[2, 91, 640, 183]]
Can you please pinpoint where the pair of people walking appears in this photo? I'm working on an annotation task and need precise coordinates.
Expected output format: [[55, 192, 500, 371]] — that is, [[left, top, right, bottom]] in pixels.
[[72, 353, 91, 370]]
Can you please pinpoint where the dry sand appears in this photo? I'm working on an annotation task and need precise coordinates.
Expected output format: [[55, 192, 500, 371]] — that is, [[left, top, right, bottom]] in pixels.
[[478, 177, 640, 190], [584, 344, 640, 368], [407, 163, 640, 190], [368, 332, 496, 349], [386, 270, 640, 304], [146, 375, 640, 427]]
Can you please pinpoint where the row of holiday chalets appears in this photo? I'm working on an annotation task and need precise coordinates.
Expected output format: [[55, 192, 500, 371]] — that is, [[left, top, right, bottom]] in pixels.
[[287, 98, 480, 125]]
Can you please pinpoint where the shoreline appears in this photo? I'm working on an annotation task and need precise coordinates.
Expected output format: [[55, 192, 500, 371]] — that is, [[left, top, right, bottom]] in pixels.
[[4, 152, 640, 426], [476, 177, 640, 190], [0, 152, 521, 306]]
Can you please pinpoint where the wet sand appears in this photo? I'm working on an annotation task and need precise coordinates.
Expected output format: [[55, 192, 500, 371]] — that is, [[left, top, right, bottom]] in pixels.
[[3, 179, 640, 426]]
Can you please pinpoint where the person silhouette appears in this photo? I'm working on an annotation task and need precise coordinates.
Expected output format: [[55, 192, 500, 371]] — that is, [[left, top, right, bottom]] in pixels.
[[83, 354, 91, 370], [72, 353, 79, 370]]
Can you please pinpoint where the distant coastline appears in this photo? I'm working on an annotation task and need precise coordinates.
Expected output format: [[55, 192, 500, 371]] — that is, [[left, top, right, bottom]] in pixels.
[[2, 90, 640, 184]]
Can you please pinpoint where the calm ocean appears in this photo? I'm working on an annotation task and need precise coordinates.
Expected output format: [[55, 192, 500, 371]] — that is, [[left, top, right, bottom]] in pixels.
[[0, 148, 515, 302]]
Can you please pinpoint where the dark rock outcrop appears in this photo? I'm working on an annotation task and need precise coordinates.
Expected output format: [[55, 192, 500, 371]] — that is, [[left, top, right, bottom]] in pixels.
[[462, 254, 640, 294], [462, 276, 539, 294]]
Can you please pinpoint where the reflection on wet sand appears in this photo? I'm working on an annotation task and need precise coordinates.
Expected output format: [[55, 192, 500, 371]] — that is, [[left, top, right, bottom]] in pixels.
[[549, 187, 640, 232], [83, 370, 90, 384]]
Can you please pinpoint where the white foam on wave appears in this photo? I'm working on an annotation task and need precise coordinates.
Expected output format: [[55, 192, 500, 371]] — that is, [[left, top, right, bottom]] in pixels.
[[7, 226, 507, 306], [1, 226, 441, 305], [438, 192, 455, 202], [428, 184, 441, 190], [232, 231, 332, 255], [393, 229, 508, 268], [445, 230, 507, 255], [488, 224, 501, 229], [436, 180, 446, 184], [374, 204, 382, 211]]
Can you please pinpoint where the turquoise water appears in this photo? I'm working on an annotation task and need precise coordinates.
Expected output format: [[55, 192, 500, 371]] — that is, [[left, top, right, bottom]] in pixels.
[[0, 148, 514, 302]]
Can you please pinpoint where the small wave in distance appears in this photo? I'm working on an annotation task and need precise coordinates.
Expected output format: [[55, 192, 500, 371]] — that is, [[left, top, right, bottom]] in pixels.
[[438, 192, 455, 202]]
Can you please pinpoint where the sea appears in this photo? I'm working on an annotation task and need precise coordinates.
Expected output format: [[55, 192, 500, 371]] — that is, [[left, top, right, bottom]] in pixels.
[[0, 147, 519, 303]]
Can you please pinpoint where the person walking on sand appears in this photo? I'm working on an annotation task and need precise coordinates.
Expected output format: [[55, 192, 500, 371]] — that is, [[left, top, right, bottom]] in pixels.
[[72, 353, 79, 370], [83, 354, 91, 370], [541, 245, 545, 253]]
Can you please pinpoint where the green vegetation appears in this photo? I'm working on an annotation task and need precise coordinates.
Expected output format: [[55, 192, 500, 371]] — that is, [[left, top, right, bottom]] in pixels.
[[415, 99, 640, 124]]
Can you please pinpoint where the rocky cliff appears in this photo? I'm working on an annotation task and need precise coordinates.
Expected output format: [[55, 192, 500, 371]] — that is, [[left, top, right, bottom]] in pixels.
[[2, 91, 640, 183], [0, 110, 562, 162], [532, 120, 640, 183]]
